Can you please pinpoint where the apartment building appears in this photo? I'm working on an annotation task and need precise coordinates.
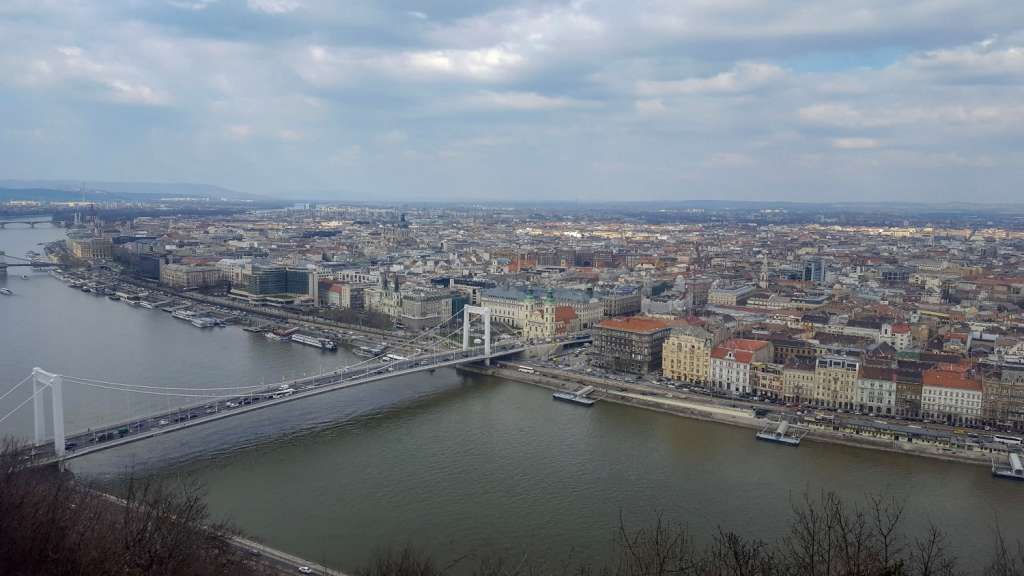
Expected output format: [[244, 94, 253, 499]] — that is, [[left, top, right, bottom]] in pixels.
[[662, 325, 714, 384]]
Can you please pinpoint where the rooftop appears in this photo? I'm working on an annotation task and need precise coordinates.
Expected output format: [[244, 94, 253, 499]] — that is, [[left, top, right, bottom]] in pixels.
[[596, 317, 670, 334]]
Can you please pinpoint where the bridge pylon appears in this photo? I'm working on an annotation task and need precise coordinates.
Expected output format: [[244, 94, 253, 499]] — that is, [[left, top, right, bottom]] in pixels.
[[461, 306, 492, 364], [32, 368, 66, 459]]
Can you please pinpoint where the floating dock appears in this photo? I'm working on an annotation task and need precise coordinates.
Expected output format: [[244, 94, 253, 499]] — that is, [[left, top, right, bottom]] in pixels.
[[552, 385, 597, 407], [992, 453, 1024, 481], [756, 419, 806, 446]]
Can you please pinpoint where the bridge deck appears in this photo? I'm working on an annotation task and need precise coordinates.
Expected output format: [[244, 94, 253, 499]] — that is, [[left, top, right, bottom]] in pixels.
[[31, 346, 527, 465]]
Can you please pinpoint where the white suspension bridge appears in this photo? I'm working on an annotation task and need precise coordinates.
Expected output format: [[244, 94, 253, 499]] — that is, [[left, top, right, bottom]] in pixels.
[[1, 305, 590, 466]]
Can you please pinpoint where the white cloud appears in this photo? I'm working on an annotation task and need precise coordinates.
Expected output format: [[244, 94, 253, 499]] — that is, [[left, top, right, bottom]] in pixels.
[[901, 37, 1024, 80], [226, 124, 254, 140], [167, 0, 219, 11], [464, 90, 594, 111], [16, 46, 170, 106], [705, 152, 755, 167], [800, 103, 1024, 129], [832, 137, 880, 150], [634, 99, 668, 116], [375, 130, 408, 145], [331, 144, 362, 165], [403, 47, 525, 81], [247, 0, 301, 15], [636, 63, 785, 96]]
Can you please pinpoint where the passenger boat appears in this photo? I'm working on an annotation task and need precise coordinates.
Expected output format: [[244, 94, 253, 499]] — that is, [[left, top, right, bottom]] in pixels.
[[190, 317, 218, 328], [291, 333, 337, 350], [354, 343, 387, 357], [265, 327, 299, 341]]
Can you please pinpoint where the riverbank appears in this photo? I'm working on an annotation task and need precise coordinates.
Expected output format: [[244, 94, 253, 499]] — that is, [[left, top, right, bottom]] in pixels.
[[460, 364, 999, 468]]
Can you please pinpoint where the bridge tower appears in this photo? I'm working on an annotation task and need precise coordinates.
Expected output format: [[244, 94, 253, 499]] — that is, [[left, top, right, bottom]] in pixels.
[[0, 250, 6, 276], [31, 368, 66, 459], [461, 305, 492, 363]]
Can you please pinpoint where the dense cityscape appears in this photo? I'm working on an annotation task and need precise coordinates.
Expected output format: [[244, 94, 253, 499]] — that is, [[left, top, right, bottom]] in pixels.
[[6, 197, 1024, 463]]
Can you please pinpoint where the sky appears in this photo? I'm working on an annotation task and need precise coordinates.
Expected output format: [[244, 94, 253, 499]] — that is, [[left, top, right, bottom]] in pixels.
[[1, 1, 1023, 203]]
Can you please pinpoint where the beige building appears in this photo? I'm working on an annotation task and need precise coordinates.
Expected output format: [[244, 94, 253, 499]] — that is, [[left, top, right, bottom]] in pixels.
[[480, 287, 603, 329], [662, 326, 713, 384], [522, 293, 578, 341], [69, 237, 112, 260], [813, 356, 860, 410], [751, 363, 784, 399], [783, 359, 816, 404], [159, 263, 225, 289], [708, 285, 754, 306]]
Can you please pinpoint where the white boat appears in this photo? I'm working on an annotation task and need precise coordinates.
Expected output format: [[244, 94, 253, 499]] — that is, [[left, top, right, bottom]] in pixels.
[[291, 333, 337, 350], [171, 310, 196, 321], [0, 288, 12, 295], [190, 317, 218, 328]]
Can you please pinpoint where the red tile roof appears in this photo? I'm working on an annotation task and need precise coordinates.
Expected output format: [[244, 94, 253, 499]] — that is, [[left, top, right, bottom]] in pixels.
[[554, 306, 577, 322], [711, 347, 754, 363], [923, 369, 982, 392], [597, 317, 670, 334], [723, 338, 770, 352]]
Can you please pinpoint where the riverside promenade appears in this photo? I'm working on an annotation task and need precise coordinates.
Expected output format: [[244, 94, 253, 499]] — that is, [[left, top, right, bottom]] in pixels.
[[462, 364, 1003, 468]]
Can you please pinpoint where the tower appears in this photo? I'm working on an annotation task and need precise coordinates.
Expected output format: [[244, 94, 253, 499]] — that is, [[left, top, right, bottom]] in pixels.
[[758, 253, 770, 289], [543, 288, 556, 336]]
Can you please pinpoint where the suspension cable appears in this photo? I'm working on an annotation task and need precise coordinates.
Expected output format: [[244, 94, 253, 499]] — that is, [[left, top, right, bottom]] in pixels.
[[0, 374, 33, 404], [60, 374, 275, 392], [0, 389, 41, 426], [63, 379, 247, 400]]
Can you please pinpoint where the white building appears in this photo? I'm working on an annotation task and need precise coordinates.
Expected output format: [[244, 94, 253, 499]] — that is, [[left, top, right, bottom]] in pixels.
[[856, 366, 896, 416], [921, 369, 983, 426], [709, 339, 773, 396]]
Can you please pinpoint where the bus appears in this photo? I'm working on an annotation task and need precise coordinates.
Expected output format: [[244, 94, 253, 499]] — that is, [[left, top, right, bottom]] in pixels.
[[993, 435, 1023, 446], [517, 366, 535, 374]]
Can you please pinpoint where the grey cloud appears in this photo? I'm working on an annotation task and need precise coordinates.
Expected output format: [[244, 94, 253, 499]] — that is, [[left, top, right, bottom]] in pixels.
[[0, 0, 1023, 202]]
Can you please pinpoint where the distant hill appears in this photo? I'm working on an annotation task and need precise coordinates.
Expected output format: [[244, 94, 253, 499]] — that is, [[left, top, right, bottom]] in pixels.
[[0, 180, 273, 203]]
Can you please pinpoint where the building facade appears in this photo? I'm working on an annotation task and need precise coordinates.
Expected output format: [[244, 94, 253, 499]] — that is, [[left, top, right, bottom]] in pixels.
[[922, 368, 983, 426], [592, 317, 671, 375], [709, 339, 773, 395], [856, 366, 897, 416], [159, 263, 225, 289], [813, 356, 860, 410], [662, 326, 713, 384]]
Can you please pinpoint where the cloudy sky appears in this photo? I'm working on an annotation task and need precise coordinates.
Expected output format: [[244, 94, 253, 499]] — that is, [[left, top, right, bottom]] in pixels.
[[1, 1, 1022, 202]]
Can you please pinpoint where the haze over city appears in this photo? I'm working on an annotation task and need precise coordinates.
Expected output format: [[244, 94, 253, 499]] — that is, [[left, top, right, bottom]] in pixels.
[[2, 0, 1023, 202]]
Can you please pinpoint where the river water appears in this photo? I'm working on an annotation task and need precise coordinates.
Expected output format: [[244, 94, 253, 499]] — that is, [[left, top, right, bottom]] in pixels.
[[2, 225, 1022, 572]]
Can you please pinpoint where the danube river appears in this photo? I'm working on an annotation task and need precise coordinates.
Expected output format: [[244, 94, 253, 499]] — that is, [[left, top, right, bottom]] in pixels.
[[2, 225, 1023, 571]]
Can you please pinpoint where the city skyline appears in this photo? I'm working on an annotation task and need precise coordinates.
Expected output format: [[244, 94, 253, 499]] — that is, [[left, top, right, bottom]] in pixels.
[[1, 1, 1023, 202]]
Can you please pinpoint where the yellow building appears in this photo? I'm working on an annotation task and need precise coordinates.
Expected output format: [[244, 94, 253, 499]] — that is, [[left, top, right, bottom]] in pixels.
[[813, 356, 861, 410], [782, 359, 816, 404], [69, 237, 112, 260], [662, 326, 713, 384], [751, 362, 784, 399]]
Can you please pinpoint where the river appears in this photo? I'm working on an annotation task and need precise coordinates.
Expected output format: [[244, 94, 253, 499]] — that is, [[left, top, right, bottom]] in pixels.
[[1, 224, 1022, 572]]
